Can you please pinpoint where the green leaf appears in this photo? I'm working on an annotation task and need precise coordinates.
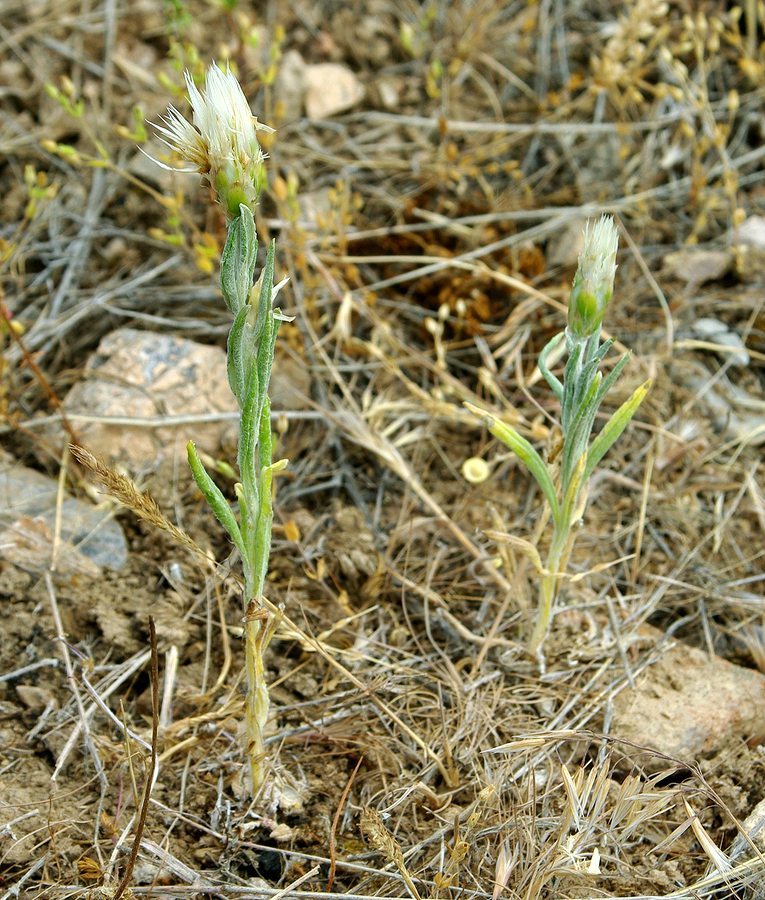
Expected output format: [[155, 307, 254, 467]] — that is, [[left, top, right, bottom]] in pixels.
[[256, 313, 279, 424], [258, 395, 273, 469], [220, 204, 257, 313], [593, 351, 630, 409], [538, 332, 565, 400], [249, 242, 280, 423], [466, 402, 560, 525], [187, 441, 245, 558], [253, 239, 276, 344], [584, 380, 651, 482], [561, 453, 586, 526], [238, 368, 260, 501], [251, 444, 280, 599], [561, 338, 584, 433], [560, 372, 601, 493], [226, 306, 249, 405]]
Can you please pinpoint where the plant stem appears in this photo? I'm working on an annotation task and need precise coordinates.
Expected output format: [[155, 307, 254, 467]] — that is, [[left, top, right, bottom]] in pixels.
[[528, 523, 568, 654], [241, 390, 277, 792], [243, 596, 271, 791]]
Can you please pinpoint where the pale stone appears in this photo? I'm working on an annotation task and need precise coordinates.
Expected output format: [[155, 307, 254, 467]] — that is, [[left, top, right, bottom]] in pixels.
[[274, 49, 307, 122], [734, 215, 765, 248], [612, 628, 765, 771], [662, 248, 732, 284], [376, 77, 401, 110], [0, 452, 127, 573], [304, 63, 364, 119], [63, 328, 308, 469], [63, 328, 238, 468], [690, 317, 750, 366]]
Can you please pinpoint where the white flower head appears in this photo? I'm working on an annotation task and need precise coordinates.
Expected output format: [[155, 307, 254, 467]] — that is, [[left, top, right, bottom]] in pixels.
[[152, 63, 272, 216], [568, 215, 619, 339]]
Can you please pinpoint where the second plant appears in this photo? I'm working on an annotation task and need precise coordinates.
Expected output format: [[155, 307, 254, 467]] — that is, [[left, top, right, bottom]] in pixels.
[[468, 216, 650, 656]]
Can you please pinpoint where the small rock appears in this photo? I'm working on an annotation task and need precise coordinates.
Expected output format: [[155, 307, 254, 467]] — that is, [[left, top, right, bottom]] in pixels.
[[612, 628, 765, 771], [269, 822, 296, 842], [15, 684, 58, 711], [63, 328, 238, 468], [662, 248, 733, 285], [0, 454, 127, 572], [271, 355, 310, 410], [733, 215, 765, 248], [689, 317, 750, 367], [376, 77, 401, 110], [274, 49, 307, 122], [680, 369, 765, 444], [63, 329, 307, 468], [304, 63, 364, 119], [0, 516, 102, 578]]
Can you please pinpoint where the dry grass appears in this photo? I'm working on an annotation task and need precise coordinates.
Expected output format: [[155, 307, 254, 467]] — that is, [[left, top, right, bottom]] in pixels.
[[2, 1, 765, 898]]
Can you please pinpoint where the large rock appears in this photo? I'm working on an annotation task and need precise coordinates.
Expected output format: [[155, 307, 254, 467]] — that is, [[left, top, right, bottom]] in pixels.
[[63, 329, 309, 469], [63, 329, 238, 468], [612, 628, 765, 770], [0, 452, 127, 573], [304, 63, 364, 119]]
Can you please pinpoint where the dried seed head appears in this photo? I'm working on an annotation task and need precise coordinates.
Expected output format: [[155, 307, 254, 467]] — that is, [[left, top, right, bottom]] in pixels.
[[568, 215, 619, 339], [151, 63, 271, 217]]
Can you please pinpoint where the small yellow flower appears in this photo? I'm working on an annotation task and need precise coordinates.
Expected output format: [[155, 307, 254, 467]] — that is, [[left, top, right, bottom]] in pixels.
[[152, 63, 272, 216]]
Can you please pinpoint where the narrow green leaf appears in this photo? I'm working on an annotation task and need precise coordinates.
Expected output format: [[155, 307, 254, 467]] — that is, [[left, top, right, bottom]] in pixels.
[[251, 449, 285, 600], [187, 441, 245, 558], [226, 306, 249, 405], [593, 351, 630, 409], [253, 239, 276, 344], [466, 403, 560, 525], [238, 367, 260, 503], [220, 204, 257, 313], [538, 332, 565, 401], [561, 338, 584, 433], [256, 314, 280, 423], [560, 372, 600, 492], [258, 395, 273, 470], [561, 453, 586, 527], [584, 380, 651, 482]]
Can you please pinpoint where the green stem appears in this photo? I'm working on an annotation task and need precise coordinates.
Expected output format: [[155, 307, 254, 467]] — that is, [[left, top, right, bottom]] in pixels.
[[528, 524, 569, 655]]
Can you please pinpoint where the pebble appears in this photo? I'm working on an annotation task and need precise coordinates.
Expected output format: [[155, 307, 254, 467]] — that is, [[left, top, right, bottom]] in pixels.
[[688, 317, 750, 367], [304, 63, 364, 118], [612, 628, 765, 771], [62, 328, 308, 469], [0, 452, 128, 573], [63, 328, 238, 468], [662, 247, 733, 285]]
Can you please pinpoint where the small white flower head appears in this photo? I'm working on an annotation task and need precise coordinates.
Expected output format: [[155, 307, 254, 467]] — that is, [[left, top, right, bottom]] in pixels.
[[462, 456, 490, 484], [568, 215, 619, 339], [152, 63, 271, 217]]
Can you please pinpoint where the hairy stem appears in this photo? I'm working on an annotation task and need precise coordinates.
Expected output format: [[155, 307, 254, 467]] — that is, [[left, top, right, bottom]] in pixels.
[[528, 525, 568, 654], [243, 599, 271, 791]]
